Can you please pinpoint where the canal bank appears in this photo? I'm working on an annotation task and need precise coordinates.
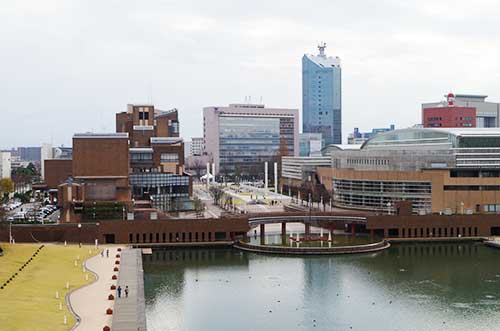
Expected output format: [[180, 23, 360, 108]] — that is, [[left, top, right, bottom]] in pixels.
[[143, 242, 500, 331], [112, 249, 147, 331]]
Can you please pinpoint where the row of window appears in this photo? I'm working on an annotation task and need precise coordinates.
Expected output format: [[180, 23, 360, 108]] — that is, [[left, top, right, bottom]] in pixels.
[[128, 231, 228, 244], [346, 158, 390, 166], [444, 185, 500, 191], [392, 227, 478, 238]]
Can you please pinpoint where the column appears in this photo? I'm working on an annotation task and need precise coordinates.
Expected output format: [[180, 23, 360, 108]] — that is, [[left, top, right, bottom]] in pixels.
[[260, 224, 265, 246], [206, 163, 210, 189], [264, 162, 268, 191], [305, 223, 311, 237], [211, 163, 216, 184], [281, 223, 287, 246], [351, 224, 356, 236], [370, 229, 375, 239], [274, 162, 278, 194]]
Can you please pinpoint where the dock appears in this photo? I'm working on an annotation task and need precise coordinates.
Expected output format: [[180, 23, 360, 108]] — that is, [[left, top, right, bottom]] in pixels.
[[112, 249, 147, 331]]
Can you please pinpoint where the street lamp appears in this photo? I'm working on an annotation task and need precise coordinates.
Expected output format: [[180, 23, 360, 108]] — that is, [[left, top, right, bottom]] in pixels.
[[78, 223, 82, 248], [386, 202, 392, 215]]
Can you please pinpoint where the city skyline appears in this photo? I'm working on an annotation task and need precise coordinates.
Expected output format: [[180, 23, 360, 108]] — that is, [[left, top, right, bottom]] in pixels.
[[3, 0, 500, 149]]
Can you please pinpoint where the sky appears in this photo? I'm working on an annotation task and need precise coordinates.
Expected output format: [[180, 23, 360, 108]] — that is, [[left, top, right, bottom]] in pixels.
[[2, 0, 500, 149]]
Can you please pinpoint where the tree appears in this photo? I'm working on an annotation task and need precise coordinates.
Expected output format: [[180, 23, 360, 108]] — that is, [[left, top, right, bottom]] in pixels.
[[192, 158, 206, 178], [193, 197, 205, 218], [0, 178, 14, 200]]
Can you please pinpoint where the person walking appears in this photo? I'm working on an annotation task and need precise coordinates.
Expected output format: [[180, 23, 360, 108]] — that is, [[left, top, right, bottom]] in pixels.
[[125, 286, 129, 298], [106, 249, 109, 258], [117, 286, 122, 298], [100, 250, 104, 257]]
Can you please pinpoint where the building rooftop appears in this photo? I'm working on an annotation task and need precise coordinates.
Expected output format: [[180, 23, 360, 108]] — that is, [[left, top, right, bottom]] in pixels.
[[73, 133, 129, 139], [361, 127, 500, 150], [150, 137, 183, 145], [304, 54, 341, 68]]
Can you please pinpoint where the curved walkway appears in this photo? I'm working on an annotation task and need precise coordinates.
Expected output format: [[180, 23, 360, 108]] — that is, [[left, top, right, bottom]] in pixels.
[[69, 246, 122, 330]]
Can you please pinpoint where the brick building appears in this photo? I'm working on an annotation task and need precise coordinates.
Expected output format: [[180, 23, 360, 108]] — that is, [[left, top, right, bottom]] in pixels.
[[46, 104, 192, 223], [422, 93, 476, 128]]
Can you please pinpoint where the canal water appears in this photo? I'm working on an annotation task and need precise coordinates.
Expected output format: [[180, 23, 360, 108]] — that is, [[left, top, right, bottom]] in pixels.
[[143, 243, 500, 331]]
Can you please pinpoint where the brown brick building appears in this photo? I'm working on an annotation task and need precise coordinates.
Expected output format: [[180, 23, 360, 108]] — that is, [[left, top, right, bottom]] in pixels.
[[46, 104, 191, 223]]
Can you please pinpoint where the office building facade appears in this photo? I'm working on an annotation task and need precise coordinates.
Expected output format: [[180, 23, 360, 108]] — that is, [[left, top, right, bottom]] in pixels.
[[423, 93, 500, 128], [203, 104, 299, 177], [299, 133, 323, 156], [302, 44, 342, 145], [190, 137, 204, 156]]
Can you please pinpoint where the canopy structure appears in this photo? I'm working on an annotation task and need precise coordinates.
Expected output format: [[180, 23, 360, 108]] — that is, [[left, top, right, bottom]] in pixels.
[[200, 173, 214, 182]]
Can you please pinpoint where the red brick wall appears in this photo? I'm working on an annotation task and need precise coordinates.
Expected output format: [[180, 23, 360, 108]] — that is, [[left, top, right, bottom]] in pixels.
[[72, 137, 130, 177], [44, 159, 72, 189], [422, 106, 476, 128]]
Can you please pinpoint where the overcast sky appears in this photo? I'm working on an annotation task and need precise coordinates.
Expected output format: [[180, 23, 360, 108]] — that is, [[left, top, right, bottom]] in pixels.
[[2, 0, 500, 149]]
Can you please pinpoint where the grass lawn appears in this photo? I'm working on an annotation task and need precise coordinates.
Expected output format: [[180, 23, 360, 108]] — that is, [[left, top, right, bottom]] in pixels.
[[0, 243, 99, 331]]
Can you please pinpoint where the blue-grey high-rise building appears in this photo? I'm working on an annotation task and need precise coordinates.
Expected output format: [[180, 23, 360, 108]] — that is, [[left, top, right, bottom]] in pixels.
[[302, 44, 342, 145]]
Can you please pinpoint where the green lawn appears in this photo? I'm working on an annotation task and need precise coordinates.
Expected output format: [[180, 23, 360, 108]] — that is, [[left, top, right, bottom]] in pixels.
[[0, 243, 98, 331]]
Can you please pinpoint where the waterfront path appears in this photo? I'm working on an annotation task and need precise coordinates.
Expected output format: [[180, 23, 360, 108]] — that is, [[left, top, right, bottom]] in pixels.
[[70, 246, 122, 330], [112, 249, 147, 331]]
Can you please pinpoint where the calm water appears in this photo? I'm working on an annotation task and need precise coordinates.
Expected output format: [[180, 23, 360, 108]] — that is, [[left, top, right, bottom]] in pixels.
[[143, 243, 500, 331]]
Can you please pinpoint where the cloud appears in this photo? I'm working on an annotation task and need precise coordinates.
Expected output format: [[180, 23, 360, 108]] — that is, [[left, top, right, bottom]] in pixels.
[[1, 0, 500, 148]]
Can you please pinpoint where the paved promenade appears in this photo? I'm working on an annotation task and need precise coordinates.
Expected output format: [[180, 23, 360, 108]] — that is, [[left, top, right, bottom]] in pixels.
[[70, 246, 122, 330], [112, 249, 147, 331]]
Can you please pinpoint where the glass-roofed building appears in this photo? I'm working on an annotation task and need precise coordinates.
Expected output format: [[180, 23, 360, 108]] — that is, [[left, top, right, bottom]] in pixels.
[[316, 127, 500, 214]]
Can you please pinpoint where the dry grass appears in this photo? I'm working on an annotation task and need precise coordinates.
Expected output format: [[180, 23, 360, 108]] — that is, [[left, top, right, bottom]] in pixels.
[[0, 243, 98, 331]]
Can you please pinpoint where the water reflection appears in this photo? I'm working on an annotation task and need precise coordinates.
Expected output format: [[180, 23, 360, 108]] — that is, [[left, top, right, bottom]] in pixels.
[[144, 243, 500, 331]]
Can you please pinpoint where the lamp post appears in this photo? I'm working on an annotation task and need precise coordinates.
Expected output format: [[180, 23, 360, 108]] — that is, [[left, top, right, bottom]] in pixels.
[[9, 219, 12, 244], [386, 202, 392, 215], [77, 223, 82, 248]]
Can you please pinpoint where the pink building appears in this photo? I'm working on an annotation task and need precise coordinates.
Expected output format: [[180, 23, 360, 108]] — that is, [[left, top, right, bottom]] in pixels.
[[203, 104, 299, 178]]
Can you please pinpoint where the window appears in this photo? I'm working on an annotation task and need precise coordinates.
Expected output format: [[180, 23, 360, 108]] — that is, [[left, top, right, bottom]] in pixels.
[[160, 153, 179, 163]]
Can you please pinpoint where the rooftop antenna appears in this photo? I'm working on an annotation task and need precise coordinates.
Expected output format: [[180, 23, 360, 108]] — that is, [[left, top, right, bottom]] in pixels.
[[318, 42, 327, 57], [260, 96, 262, 104]]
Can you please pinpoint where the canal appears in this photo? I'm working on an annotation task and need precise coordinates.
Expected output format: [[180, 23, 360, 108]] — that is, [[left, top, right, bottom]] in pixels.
[[143, 242, 500, 331]]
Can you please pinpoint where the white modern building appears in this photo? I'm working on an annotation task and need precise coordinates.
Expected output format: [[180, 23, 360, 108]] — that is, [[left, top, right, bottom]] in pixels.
[[203, 103, 299, 177], [40, 143, 53, 180], [0, 151, 12, 179], [190, 137, 204, 156]]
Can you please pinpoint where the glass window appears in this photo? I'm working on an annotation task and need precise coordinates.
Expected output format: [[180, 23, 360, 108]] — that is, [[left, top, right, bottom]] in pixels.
[[161, 153, 179, 163]]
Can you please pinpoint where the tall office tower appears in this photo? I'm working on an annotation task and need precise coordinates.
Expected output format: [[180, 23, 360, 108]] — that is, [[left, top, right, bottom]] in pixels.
[[302, 43, 342, 145]]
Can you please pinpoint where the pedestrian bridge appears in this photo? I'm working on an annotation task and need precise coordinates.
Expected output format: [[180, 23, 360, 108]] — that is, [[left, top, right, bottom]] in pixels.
[[248, 215, 367, 227], [248, 215, 368, 237]]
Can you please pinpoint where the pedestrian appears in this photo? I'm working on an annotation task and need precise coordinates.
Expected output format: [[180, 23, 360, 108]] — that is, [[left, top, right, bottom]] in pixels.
[[106, 249, 109, 258], [125, 286, 129, 298], [117, 286, 122, 298], [100, 250, 104, 257]]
